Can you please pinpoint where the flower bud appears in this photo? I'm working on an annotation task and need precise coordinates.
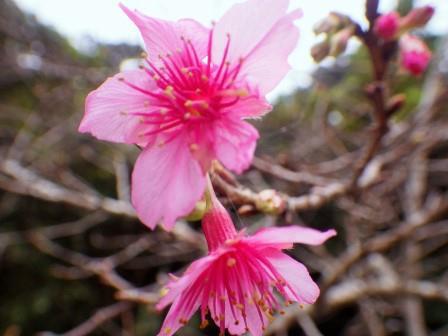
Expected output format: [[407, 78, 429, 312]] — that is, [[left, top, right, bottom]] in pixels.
[[400, 5, 434, 30], [255, 189, 286, 215], [313, 12, 351, 35], [399, 34, 432, 76], [311, 40, 331, 62], [329, 26, 355, 57], [374, 11, 400, 40]]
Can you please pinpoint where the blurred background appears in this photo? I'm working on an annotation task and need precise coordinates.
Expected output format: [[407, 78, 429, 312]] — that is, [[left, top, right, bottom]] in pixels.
[[0, 0, 447, 335]]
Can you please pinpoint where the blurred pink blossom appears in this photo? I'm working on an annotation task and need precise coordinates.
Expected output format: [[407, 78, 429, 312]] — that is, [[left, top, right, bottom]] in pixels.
[[374, 11, 400, 40], [156, 192, 336, 336], [400, 34, 432, 76], [78, 0, 301, 230]]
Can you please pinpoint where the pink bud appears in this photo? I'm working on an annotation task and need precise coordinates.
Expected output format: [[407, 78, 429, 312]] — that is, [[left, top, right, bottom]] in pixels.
[[399, 34, 432, 76], [374, 12, 400, 40], [401, 5, 435, 30]]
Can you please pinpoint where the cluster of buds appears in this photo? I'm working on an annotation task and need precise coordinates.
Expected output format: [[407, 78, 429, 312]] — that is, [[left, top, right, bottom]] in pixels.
[[311, 12, 356, 62], [374, 5, 434, 76]]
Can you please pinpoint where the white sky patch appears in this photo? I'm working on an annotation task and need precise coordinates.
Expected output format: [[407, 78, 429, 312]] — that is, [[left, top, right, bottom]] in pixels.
[[14, 0, 448, 101]]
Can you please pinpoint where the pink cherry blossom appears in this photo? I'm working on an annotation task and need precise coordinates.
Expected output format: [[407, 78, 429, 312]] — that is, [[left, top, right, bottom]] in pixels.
[[157, 193, 336, 336], [399, 34, 432, 76], [374, 11, 400, 40], [78, 0, 301, 230]]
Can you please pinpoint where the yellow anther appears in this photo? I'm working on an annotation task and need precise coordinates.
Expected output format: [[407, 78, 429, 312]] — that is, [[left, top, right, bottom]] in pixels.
[[140, 52, 148, 58], [199, 320, 209, 329], [184, 100, 193, 107], [164, 86, 175, 99], [227, 257, 236, 267], [164, 327, 172, 335], [181, 67, 188, 74], [190, 143, 199, 152], [236, 88, 249, 97], [160, 108, 168, 115], [201, 75, 208, 82], [184, 112, 192, 120], [160, 287, 169, 297], [153, 74, 161, 81]]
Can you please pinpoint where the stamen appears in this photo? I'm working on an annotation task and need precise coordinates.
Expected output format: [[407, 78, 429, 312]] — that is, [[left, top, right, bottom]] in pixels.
[[199, 320, 209, 329], [206, 28, 214, 75], [227, 258, 236, 267], [164, 86, 176, 99]]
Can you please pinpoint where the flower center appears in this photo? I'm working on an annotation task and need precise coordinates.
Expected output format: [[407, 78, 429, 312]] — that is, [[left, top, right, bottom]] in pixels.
[[119, 29, 247, 146]]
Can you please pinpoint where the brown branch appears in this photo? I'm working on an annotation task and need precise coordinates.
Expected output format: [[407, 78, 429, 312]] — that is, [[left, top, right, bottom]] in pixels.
[[322, 195, 448, 290], [60, 302, 134, 336]]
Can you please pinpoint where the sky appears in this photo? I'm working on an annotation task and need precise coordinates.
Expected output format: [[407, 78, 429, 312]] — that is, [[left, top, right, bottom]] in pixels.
[[14, 0, 447, 100]]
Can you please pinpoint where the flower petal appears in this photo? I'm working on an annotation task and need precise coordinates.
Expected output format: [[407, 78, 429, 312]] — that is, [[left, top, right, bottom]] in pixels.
[[213, 118, 259, 174], [249, 226, 336, 248], [213, 0, 289, 65], [239, 9, 302, 94], [223, 95, 272, 119], [131, 132, 206, 230], [266, 250, 320, 304], [120, 4, 209, 65], [157, 287, 201, 336], [157, 254, 217, 310], [79, 69, 156, 145]]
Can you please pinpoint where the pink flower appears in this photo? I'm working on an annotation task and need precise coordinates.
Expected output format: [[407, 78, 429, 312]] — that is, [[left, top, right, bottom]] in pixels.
[[399, 34, 432, 76], [374, 11, 400, 40], [78, 0, 301, 230], [156, 194, 336, 336]]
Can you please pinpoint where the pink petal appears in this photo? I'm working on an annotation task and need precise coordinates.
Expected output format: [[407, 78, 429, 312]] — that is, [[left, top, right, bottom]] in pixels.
[[79, 69, 156, 145], [266, 249, 320, 304], [131, 132, 206, 230], [157, 288, 201, 336], [249, 226, 336, 248], [212, 118, 259, 174], [120, 4, 209, 65], [240, 9, 302, 94], [223, 95, 272, 119], [157, 254, 217, 310], [213, 0, 289, 65]]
